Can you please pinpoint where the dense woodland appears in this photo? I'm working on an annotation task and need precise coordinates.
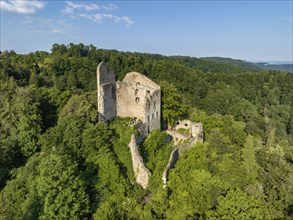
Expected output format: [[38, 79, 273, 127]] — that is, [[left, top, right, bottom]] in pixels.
[[0, 43, 292, 219]]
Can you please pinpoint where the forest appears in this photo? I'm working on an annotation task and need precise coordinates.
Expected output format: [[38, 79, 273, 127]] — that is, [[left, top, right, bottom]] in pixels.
[[0, 43, 292, 219]]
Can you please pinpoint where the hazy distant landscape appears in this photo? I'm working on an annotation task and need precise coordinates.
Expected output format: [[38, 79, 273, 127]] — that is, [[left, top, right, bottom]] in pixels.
[[253, 62, 293, 73], [199, 57, 293, 72]]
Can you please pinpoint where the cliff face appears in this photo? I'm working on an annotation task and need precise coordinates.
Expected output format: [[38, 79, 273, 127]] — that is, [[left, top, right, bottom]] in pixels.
[[128, 134, 151, 189]]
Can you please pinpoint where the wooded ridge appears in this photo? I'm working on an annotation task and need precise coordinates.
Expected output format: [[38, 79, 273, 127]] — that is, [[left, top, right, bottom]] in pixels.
[[0, 43, 292, 219]]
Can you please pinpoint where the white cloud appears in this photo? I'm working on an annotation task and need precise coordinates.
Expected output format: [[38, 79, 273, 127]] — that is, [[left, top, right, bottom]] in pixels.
[[102, 4, 117, 11], [78, 13, 93, 19], [81, 13, 134, 27], [62, 1, 100, 15], [52, 29, 64, 34], [0, 0, 45, 14], [62, 1, 117, 15], [62, 1, 134, 27], [23, 16, 72, 34], [121, 16, 135, 27]]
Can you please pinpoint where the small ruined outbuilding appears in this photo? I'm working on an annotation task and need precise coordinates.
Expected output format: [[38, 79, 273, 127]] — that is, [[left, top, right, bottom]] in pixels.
[[163, 119, 204, 187], [166, 120, 204, 145]]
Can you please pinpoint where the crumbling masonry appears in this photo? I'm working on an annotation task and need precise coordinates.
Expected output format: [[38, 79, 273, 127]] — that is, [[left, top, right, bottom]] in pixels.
[[97, 62, 204, 189], [97, 62, 159, 188], [97, 62, 161, 136]]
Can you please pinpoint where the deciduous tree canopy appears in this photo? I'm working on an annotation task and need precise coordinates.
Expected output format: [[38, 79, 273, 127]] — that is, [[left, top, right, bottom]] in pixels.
[[0, 44, 292, 219]]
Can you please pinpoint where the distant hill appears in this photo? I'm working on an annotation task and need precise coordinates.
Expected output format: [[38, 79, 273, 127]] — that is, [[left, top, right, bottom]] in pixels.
[[199, 57, 293, 73], [254, 62, 293, 73], [169, 56, 255, 74], [200, 57, 261, 71]]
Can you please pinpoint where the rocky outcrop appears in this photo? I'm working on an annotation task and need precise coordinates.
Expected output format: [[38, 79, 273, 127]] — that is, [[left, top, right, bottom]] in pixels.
[[128, 134, 151, 189]]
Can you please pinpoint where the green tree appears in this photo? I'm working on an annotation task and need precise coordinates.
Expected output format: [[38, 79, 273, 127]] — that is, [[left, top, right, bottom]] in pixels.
[[241, 135, 260, 185], [14, 87, 42, 156], [142, 130, 173, 189], [206, 188, 269, 219], [37, 154, 90, 220], [160, 81, 189, 127], [167, 169, 224, 219], [0, 155, 41, 220]]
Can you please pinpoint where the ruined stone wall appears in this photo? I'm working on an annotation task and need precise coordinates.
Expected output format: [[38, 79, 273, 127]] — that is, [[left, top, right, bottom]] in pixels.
[[128, 134, 150, 189], [162, 121, 204, 187], [162, 148, 179, 187], [97, 64, 161, 134], [174, 120, 204, 143], [116, 72, 161, 134], [123, 72, 159, 89], [191, 123, 204, 143], [97, 62, 116, 122], [116, 81, 146, 121], [174, 119, 192, 130], [144, 89, 161, 132]]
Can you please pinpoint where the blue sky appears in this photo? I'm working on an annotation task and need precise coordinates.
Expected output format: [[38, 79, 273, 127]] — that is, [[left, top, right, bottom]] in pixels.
[[1, 0, 292, 61]]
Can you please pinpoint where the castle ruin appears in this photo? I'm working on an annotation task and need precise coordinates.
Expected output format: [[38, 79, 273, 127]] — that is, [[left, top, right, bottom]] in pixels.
[[97, 62, 204, 189], [97, 62, 161, 135]]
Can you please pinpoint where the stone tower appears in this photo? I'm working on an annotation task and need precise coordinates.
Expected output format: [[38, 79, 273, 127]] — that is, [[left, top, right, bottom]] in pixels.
[[97, 62, 117, 122], [97, 62, 161, 135], [116, 72, 161, 134]]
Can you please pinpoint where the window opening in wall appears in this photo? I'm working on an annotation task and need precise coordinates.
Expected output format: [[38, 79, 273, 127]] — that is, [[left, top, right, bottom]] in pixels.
[[185, 124, 188, 127], [135, 89, 138, 95], [152, 114, 154, 119], [136, 82, 140, 86], [135, 97, 140, 103], [154, 101, 156, 107], [156, 112, 158, 117], [148, 116, 150, 121], [146, 90, 150, 94]]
